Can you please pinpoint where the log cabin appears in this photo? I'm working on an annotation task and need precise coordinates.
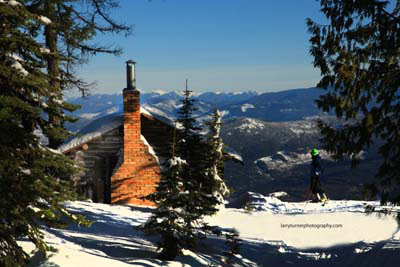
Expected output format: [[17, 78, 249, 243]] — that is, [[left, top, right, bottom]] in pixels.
[[59, 60, 174, 206]]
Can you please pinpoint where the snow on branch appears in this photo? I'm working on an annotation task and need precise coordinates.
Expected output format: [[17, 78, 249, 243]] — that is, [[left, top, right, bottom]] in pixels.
[[168, 156, 187, 167], [9, 54, 28, 76], [0, 0, 21, 7], [40, 47, 51, 54], [38, 15, 52, 25]]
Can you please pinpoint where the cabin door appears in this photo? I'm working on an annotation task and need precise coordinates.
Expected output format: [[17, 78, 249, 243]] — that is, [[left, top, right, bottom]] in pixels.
[[93, 157, 106, 203], [94, 155, 118, 204], [103, 155, 118, 204]]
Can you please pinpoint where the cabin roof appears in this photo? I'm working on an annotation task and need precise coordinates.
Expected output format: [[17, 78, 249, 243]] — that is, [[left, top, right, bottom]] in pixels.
[[58, 107, 174, 153]]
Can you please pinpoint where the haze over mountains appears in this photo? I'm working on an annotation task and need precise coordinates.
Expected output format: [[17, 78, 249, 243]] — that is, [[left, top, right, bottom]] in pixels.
[[66, 87, 381, 201]]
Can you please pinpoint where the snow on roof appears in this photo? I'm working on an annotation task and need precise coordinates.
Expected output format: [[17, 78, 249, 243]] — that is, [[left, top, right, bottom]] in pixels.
[[140, 105, 176, 127], [140, 135, 161, 166], [109, 135, 166, 173], [59, 107, 176, 153], [59, 112, 123, 153]]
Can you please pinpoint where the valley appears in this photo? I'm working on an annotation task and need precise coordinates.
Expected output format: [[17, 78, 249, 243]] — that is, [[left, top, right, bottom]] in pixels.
[[65, 88, 382, 202]]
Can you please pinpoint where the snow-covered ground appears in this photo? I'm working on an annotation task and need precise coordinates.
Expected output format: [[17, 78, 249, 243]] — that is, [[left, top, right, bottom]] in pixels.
[[241, 104, 255, 113], [20, 194, 400, 267], [235, 118, 265, 133], [255, 150, 333, 171], [283, 120, 318, 136], [79, 112, 102, 119]]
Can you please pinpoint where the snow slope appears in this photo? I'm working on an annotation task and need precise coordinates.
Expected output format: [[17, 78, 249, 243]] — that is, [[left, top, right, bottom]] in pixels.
[[20, 195, 400, 267], [254, 150, 333, 173]]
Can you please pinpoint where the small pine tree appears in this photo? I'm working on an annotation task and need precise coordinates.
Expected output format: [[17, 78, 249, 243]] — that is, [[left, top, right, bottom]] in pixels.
[[176, 80, 203, 164], [141, 82, 203, 260], [142, 85, 232, 260], [204, 109, 230, 210], [175, 81, 209, 224], [141, 157, 195, 260]]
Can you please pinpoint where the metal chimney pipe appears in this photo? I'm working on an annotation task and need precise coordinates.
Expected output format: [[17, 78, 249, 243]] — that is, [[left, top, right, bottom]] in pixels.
[[125, 60, 136, 90]]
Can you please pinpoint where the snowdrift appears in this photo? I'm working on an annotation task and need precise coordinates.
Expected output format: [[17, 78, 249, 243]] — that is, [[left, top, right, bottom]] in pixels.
[[20, 194, 400, 267]]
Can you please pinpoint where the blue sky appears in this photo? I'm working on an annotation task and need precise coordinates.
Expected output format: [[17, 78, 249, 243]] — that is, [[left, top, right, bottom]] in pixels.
[[77, 0, 327, 95]]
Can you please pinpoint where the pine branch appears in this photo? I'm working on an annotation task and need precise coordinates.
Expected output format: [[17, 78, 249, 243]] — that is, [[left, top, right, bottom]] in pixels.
[[91, 0, 132, 35]]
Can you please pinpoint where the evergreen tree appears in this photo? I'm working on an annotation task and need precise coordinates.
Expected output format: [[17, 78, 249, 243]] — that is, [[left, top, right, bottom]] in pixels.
[[141, 157, 195, 260], [141, 86, 231, 260], [141, 84, 204, 260], [0, 1, 89, 266], [307, 0, 400, 197], [204, 109, 230, 209], [175, 81, 209, 222], [176, 79, 203, 164], [26, 0, 132, 148]]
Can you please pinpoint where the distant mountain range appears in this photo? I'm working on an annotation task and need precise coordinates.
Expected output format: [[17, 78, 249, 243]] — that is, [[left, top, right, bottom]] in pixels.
[[220, 88, 329, 121], [66, 90, 259, 131], [65, 87, 381, 201], [66, 88, 331, 132], [220, 117, 381, 202]]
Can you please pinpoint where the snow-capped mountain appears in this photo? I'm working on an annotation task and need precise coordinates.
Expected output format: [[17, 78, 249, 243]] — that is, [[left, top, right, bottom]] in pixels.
[[221, 117, 382, 202], [64, 88, 382, 202], [217, 87, 331, 122], [195, 91, 259, 106], [66, 88, 329, 130], [65, 90, 259, 131]]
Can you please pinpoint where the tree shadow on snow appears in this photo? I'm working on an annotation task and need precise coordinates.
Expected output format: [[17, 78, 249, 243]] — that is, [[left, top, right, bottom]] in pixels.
[[41, 226, 161, 266], [63, 204, 149, 238], [183, 230, 400, 267], [31, 204, 160, 265], [29, 203, 400, 267]]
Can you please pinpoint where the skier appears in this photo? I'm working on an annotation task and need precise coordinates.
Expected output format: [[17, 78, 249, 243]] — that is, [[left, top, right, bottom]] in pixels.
[[309, 149, 328, 203]]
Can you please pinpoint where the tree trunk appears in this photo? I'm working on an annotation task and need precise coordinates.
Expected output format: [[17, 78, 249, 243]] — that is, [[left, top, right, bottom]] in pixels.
[[159, 234, 180, 260], [45, 0, 63, 149]]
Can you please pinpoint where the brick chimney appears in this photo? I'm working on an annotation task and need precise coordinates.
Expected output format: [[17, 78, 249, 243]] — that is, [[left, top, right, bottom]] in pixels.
[[110, 60, 160, 206], [122, 60, 140, 160]]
